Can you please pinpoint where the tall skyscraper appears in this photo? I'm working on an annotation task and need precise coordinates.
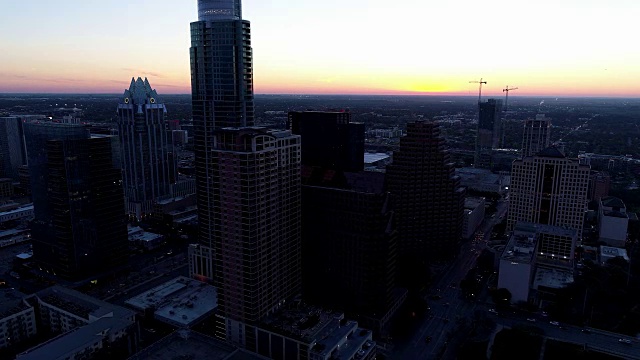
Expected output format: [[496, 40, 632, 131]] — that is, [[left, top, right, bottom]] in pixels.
[[387, 121, 465, 289], [508, 147, 590, 239], [24, 123, 127, 279], [288, 111, 364, 172], [189, 128, 301, 346], [522, 114, 552, 157], [0, 116, 27, 180], [116, 77, 177, 220], [475, 99, 503, 168]]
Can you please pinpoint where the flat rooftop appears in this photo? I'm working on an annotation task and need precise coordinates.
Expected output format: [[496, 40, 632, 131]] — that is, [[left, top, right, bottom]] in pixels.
[[464, 197, 485, 210], [261, 300, 345, 343], [125, 276, 217, 327], [600, 246, 629, 261], [533, 267, 574, 290], [129, 330, 266, 360], [501, 232, 537, 265], [364, 153, 390, 164], [36, 286, 134, 321]]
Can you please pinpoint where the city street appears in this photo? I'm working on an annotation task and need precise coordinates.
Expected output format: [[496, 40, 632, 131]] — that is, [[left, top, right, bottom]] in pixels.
[[390, 200, 508, 359]]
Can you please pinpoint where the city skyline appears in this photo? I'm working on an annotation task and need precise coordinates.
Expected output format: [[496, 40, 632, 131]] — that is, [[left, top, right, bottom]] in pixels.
[[1, 0, 639, 97]]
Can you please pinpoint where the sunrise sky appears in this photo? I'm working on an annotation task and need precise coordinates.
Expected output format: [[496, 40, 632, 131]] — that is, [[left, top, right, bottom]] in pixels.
[[1, 0, 639, 96]]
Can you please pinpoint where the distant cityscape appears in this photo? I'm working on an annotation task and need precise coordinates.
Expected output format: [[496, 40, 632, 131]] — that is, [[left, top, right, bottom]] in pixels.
[[0, 1, 639, 360]]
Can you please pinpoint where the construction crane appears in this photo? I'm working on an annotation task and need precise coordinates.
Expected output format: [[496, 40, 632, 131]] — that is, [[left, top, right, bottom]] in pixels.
[[502, 86, 518, 112], [469, 78, 487, 103]]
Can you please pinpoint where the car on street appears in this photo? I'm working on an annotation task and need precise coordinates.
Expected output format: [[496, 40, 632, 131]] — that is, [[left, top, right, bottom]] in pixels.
[[488, 309, 498, 314], [425, 336, 432, 343], [618, 338, 632, 345], [526, 318, 536, 322], [550, 321, 560, 326]]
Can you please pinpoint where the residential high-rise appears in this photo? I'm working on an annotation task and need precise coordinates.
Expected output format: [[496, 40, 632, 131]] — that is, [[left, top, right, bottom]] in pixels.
[[116, 77, 177, 220], [475, 99, 503, 168], [288, 111, 364, 172], [0, 116, 27, 180], [387, 121, 465, 289], [188, 128, 301, 346], [522, 114, 552, 157], [508, 147, 590, 240], [24, 123, 127, 279]]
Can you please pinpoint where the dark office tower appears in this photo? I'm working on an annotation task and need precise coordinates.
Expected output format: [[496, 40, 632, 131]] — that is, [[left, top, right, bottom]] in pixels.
[[522, 114, 552, 157], [475, 99, 503, 168], [288, 111, 364, 172], [24, 123, 127, 279], [0, 117, 27, 180], [116, 77, 177, 220], [301, 171, 401, 336], [387, 121, 465, 290], [189, 128, 301, 346]]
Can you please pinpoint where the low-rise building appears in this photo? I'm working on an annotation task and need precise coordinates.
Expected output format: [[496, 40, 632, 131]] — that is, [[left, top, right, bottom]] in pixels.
[[599, 246, 629, 266], [456, 167, 509, 195], [598, 197, 630, 248], [125, 276, 217, 328], [0, 289, 36, 349], [0, 204, 34, 224], [498, 224, 538, 303]]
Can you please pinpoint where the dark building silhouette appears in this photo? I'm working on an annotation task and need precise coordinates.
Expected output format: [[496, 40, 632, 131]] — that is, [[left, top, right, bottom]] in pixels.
[[0, 116, 27, 180], [475, 99, 503, 168], [522, 114, 552, 157], [116, 77, 177, 220], [288, 111, 364, 172], [301, 170, 403, 336], [387, 121, 465, 289], [25, 123, 127, 279]]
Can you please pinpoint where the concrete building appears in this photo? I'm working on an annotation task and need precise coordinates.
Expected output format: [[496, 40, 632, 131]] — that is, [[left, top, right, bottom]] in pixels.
[[116, 77, 178, 220], [599, 246, 629, 266], [598, 196, 629, 248], [387, 121, 465, 289], [0, 289, 36, 350], [127, 227, 164, 251], [456, 167, 509, 195], [125, 276, 217, 328], [508, 147, 590, 239], [0, 204, 33, 224], [498, 223, 538, 303], [24, 123, 127, 279], [521, 115, 551, 157], [463, 197, 486, 239]]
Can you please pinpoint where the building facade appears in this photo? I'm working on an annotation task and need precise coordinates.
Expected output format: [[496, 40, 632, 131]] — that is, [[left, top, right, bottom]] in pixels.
[[0, 117, 28, 180], [387, 121, 465, 289], [522, 114, 552, 157], [24, 123, 127, 279], [288, 111, 364, 172], [508, 147, 590, 239], [189, 128, 301, 346], [116, 77, 177, 220]]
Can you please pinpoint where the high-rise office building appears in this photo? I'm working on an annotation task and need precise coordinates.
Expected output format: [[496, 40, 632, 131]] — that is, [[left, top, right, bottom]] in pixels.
[[189, 128, 301, 345], [290, 111, 402, 336], [387, 121, 465, 289], [522, 114, 552, 157], [288, 111, 364, 172], [508, 147, 590, 240], [0, 117, 27, 180], [475, 99, 503, 168], [589, 171, 611, 201], [116, 77, 177, 220], [24, 123, 127, 279]]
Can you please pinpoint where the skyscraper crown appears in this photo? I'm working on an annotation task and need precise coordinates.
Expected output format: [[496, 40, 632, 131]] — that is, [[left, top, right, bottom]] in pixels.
[[122, 77, 159, 106], [198, 0, 241, 21]]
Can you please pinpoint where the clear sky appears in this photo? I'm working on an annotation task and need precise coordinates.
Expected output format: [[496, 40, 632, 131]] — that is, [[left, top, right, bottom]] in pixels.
[[1, 0, 639, 97]]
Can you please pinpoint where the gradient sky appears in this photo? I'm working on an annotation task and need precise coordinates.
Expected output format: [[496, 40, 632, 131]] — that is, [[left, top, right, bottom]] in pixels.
[[1, 0, 639, 96]]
